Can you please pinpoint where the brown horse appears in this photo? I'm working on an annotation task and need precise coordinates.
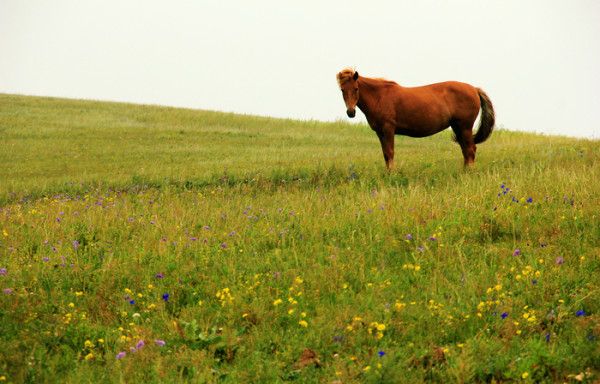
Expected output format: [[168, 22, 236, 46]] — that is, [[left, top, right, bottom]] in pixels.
[[336, 68, 495, 169]]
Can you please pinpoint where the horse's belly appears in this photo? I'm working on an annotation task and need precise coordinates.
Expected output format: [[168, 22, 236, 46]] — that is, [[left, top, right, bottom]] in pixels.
[[395, 122, 449, 137]]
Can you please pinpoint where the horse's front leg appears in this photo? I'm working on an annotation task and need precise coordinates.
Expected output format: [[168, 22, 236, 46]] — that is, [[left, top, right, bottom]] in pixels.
[[376, 130, 395, 171]]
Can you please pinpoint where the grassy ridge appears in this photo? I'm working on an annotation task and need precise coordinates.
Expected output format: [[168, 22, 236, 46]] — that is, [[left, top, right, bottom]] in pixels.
[[0, 94, 599, 383], [2, 94, 596, 203]]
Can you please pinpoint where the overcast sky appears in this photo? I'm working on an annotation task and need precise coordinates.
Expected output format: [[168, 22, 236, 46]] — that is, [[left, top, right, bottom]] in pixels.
[[1, 1, 599, 138]]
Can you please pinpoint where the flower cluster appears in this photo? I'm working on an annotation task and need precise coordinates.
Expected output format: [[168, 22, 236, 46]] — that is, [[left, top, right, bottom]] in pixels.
[[215, 287, 234, 307], [367, 322, 386, 340]]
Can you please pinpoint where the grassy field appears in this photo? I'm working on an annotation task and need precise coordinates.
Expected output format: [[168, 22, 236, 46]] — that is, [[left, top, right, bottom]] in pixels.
[[0, 93, 599, 383]]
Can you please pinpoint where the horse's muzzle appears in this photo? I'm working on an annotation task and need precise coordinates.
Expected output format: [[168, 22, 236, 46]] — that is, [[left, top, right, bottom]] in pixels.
[[346, 109, 356, 118]]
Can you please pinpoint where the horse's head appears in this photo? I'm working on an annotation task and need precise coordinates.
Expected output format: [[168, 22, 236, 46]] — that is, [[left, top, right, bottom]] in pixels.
[[336, 68, 359, 118]]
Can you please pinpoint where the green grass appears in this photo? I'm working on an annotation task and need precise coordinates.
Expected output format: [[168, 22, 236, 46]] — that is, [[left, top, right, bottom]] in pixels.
[[0, 93, 599, 383]]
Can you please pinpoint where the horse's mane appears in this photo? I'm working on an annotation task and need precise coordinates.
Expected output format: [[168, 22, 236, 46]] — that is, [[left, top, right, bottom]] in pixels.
[[336, 68, 356, 86], [337, 68, 398, 87]]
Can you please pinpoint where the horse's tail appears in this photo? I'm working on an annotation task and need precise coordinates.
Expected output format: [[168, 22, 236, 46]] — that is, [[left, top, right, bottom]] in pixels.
[[474, 88, 495, 144]]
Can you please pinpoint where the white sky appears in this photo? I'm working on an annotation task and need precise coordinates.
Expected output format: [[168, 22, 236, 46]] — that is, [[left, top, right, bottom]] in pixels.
[[1, 1, 599, 138]]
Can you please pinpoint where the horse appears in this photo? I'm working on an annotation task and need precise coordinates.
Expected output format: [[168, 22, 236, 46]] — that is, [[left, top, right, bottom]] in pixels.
[[336, 68, 495, 170]]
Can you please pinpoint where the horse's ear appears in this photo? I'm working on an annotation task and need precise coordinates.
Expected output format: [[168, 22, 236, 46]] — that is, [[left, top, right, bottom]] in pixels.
[[353, 71, 359, 80]]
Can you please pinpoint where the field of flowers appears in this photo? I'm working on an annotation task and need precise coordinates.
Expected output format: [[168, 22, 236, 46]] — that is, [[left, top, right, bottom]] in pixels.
[[1, 94, 599, 383]]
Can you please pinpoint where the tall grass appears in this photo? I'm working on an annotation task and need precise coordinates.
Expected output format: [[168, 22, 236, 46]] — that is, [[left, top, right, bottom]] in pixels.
[[0, 94, 598, 383]]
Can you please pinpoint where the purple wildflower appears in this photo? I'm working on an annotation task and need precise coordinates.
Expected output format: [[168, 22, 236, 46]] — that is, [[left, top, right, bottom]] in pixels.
[[155, 339, 166, 347], [42, 257, 50, 262], [378, 350, 386, 357], [72, 240, 80, 250], [545, 333, 550, 343], [428, 236, 437, 242], [405, 234, 413, 241], [0, 268, 7, 276], [190, 237, 198, 241], [3, 288, 13, 295], [162, 293, 170, 302], [576, 310, 586, 317], [513, 248, 521, 256], [501, 312, 508, 319], [136, 340, 145, 350], [220, 242, 228, 249], [155, 272, 164, 279], [555, 256, 564, 265], [116, 351, 126, 359], [526, 197, 533, 203], [203, 225, 211, 230], [129, 299, 135, 305]]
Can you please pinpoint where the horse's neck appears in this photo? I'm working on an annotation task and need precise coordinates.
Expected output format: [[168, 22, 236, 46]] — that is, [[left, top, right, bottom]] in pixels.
[[357, 77, 394, 117]]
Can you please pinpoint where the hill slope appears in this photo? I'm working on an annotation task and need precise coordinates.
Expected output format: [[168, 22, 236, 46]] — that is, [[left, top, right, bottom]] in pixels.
[[0, 94, 599, 383], [2, 93, 598, 203]]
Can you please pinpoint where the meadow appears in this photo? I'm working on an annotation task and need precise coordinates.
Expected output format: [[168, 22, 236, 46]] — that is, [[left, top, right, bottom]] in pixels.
[[0, 93, 598, 383]]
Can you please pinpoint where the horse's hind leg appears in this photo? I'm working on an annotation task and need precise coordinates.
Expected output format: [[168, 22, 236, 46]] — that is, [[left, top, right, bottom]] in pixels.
[[451, 122, 476, 167]]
